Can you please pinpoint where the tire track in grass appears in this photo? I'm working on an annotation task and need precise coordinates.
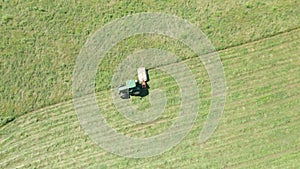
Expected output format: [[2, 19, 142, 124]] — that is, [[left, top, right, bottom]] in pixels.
[[219, 26, 300, 60], [0, 35, 296, 136], [204, 123, 299, 166], [2, 127, 94, 168], [185, 34, 299, 98], [175, 46, 297, 97], [191, 52, 299, 109], [224, 79, 299, 124], [264, 148, 300, 169], [95, 43, 299, 127], [0, 92, 118, 168], [183, 38, 299, 93], [174, 146, 300, 169], [183, 95, 299, 161], [187, 26, 299, 72], [0, 124, 84, 165], [205, 93, 300, 150], [191, 97, 300, 156], [226, 145, 300, 169], [168, 114, 300, 169], [222, 58, 299, 112], [4, 101, 298, 168], [1, 27, 298, 168], [101, 85, 299, 142], [0, 100, 75, 145], [1, 67, 298, 168], [1, 27, 298, 129], [0, 94, 94, 152], [65, 43, 298, 168], [1, 60, 298, 167], [16, 143, 108, 169], [206, 109, 300, 157], [227, 77, 299, 115], [95, 62, 299, 137], [223, 51, 299, 91], [1, 116, 79, 165], [225, 130, 300, 168], [188, 26, 299, 71], [54, 93, 300, 169], [0, 105, 76, 154]]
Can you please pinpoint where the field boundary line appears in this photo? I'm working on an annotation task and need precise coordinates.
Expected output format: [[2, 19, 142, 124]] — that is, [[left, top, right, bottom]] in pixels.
[[216, 26, 300, 53], [1, 26, 299, 128]]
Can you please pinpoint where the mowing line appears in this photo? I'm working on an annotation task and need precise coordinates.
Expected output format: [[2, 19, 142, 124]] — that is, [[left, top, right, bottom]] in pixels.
[[217, 26, 300, 55], [150, 120, 300, 169], [1, 60, 298, 153], [204, 112, 300, 154], [227, 145, 300, 169], [196, 95, 300, 150], [1, 97, 298, 168], [96, 74, 299, 134], [8, 71, 293, 148], [1, 27, 299, 128], [102, 95, 299, 151]]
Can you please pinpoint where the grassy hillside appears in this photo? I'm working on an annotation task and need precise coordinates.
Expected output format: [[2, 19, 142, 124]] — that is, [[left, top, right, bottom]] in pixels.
[[0, 0, 299, 168]]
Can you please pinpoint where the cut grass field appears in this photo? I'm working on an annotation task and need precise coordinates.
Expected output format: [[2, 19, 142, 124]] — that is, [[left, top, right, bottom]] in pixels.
[[1, 0, 299, 168]]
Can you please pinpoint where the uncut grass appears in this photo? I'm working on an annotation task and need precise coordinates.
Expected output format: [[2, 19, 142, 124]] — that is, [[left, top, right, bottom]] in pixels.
[[1, 29, 299, 168], [1, 0, 300, 125], [95, 34, 196, 92]]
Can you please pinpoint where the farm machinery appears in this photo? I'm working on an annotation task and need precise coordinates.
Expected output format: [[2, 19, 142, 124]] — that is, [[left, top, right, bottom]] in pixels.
[[118, 67, 148, 99]]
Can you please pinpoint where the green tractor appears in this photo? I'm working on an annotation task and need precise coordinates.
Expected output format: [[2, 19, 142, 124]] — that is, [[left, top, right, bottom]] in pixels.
[[118, 67, 148, 99]]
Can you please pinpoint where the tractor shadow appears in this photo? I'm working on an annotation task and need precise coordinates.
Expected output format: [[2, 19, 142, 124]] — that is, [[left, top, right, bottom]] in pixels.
[[129, 83, 150, 98], [130, 69, 150, 98]]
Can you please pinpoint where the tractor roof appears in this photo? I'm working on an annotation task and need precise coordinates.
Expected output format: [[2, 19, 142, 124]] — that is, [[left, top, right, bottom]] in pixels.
[[126, 80, 136, 88]]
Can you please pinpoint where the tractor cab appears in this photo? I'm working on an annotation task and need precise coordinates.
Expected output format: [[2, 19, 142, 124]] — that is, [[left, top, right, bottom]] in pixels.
[[118, 80, 138, 99]]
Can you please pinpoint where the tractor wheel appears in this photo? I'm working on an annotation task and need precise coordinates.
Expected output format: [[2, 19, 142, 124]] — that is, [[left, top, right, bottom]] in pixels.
[[119, 91, 129, 99]]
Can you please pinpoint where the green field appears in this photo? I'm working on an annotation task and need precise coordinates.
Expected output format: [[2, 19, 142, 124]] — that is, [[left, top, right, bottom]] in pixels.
[[1, 0, 299, 168]]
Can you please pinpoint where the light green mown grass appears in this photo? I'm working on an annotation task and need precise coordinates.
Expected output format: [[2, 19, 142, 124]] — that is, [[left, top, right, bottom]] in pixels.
[[1, 0, 299, 126], [0, 25, 299, 168]]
